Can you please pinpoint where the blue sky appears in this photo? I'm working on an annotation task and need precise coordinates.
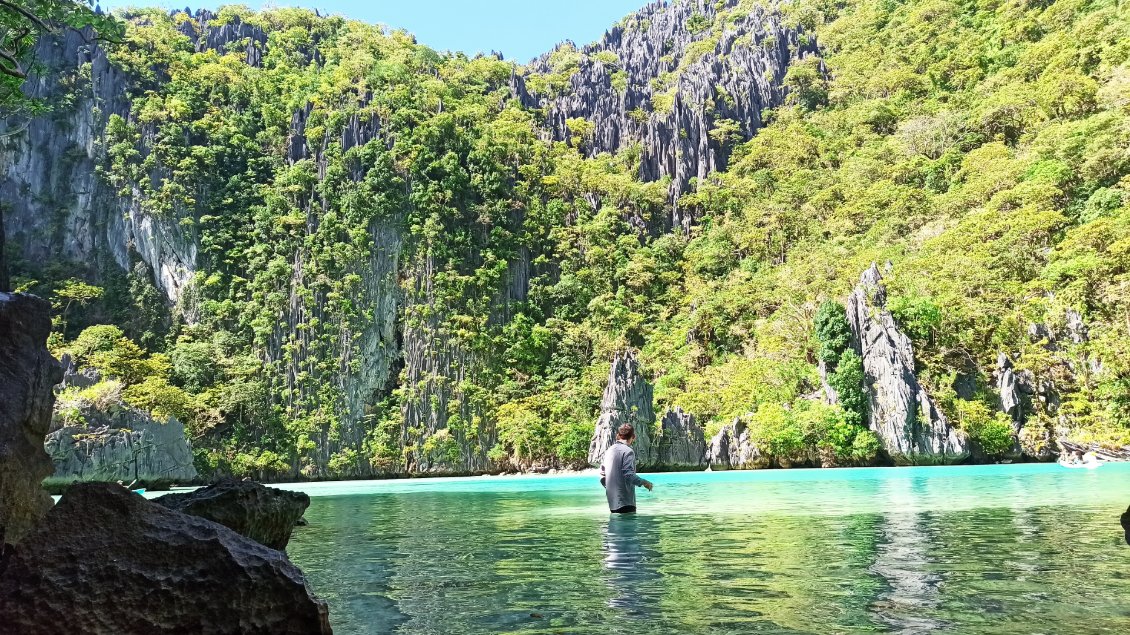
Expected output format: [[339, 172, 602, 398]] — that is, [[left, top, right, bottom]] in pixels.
[[97, 1, 646, 62]]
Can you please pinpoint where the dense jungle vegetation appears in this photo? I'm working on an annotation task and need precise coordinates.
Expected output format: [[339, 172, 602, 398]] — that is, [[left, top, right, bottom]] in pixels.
[[10, 0, 1130, 478]]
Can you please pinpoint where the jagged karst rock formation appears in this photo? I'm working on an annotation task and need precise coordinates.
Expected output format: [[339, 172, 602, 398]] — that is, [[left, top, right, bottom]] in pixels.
[[656, 407, 707, 468], [0, 293, 63, 546], [515, 0, 820, 226], [996, 352, 1023, 429], [155, 478, 310, 551], [47, 360, 197, 483], [588, 351, 658, 467], [706, 417, 764, 470], [846, 265, 968, 464], [1, 14, 465, 477], [46, 411, 197, 485], [991, 307, 1099, 461], [0, 483, 332, 634], [57, 353, 100, 389]]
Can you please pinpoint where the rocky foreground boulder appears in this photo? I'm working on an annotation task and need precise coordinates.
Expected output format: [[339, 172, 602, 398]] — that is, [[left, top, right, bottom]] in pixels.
[[0, 292, 62, 547], [0, 483, 331, 634], [846, 265, 968, 464], [155, 478, 310, 551]]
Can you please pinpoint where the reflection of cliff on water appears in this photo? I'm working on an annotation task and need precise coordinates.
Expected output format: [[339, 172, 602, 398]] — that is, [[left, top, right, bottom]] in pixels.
[[868, 475, 949, 633], [284, 467, 1130, 634]]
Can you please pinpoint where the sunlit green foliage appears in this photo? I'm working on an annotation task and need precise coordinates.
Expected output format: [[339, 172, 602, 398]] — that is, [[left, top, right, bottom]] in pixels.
[[31, 0, 1130, 476]]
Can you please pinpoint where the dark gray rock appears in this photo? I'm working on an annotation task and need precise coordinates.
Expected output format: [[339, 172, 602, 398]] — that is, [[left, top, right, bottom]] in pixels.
[[816, 359, 840, 404], [707, 417, 763, 470], [155, 478, 309, 551], [0, 483, 332, 634], [58, 353, 101, 389], [1, 28, 196, 304], [996, 352, 1023, 430], [707, 423, 732, 469], [1027, 322, 1055, 348], [0, 209, 8, 291], [45, 406, 197, 484], [1064, 308, 1088, 344], [588, 351, 658, 467], [656, 407, 707, 468], [846, 265, 968, 464], [0, 293, 62, 547], [995, 352, 1027, 458]]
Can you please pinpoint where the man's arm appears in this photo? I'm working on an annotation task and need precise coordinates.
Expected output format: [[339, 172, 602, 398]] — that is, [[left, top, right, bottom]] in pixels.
[[622, 450, 653, 491]]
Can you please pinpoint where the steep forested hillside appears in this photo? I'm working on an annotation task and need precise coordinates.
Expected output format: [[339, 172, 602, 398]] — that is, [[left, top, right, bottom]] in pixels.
[[3, 0, 1128, 479]]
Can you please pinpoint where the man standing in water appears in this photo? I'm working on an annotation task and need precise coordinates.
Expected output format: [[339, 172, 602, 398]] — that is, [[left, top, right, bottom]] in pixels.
[[600, 423, 653, 513]]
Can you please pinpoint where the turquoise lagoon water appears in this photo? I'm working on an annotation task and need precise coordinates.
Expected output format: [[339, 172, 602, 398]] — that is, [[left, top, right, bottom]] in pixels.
[[282, 464, 1130, 634]]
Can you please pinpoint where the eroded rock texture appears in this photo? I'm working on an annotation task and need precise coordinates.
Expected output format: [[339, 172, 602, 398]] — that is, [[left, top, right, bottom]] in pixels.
[[46, 385, 197, 484], [996, 352, 1023, 429], [706, 417, 763, 470], [588, 351, 658, 467], [0, 483, 332, 634], [1, 28, 195, 303], [516, 0, 819, 226], [155, 478, 309, 551], [657, 407, 707, 469], [0, 293, 62, 546], [3, 2, 822, 478], [846, 265, 968, 464]]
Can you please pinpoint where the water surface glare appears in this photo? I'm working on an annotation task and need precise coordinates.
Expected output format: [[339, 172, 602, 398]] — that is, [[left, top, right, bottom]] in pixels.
[[284, 464, 1130, 634]]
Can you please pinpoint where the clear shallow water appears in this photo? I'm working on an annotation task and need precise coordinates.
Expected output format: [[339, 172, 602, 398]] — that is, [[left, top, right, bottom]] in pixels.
[[284, 464, 1130, 634]]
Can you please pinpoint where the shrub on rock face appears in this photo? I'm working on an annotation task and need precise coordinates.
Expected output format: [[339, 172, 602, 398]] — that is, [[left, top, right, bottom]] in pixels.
[[953, 399, 1016, 458]]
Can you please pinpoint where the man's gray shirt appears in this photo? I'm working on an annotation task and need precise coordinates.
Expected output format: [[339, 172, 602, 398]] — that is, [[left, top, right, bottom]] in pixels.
[[601, 441, 645, 510]]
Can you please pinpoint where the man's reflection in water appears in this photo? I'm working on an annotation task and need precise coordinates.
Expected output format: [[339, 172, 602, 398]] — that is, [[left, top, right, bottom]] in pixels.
[[869, 478, 947, 633], [601, 514, 661, 618]]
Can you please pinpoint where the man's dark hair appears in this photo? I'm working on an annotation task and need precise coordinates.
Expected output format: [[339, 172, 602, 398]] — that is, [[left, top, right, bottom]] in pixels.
[[617, 423, 635, 440]]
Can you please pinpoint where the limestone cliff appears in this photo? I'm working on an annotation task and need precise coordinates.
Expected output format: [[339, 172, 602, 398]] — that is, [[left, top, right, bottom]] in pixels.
[[2, 3, 820, 478], [846, 265, 968, 464], [0, 28, 195, 303], [516, 0, 819, 227], [46, 402, 197, 485]]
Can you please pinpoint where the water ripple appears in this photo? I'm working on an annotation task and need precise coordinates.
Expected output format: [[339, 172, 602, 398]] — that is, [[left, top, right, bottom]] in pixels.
[[287, 464, 1130, 634]]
